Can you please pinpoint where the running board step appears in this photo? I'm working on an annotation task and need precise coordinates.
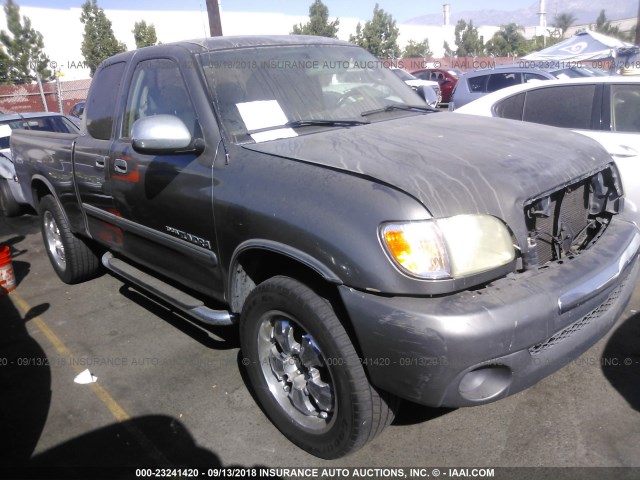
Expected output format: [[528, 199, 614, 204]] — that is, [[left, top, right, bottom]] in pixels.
[[101, 252, 236, 326]]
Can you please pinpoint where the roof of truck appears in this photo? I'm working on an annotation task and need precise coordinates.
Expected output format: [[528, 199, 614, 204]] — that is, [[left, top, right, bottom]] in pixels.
[[103, 35, 354, 66], [182, 35, 352, 52]]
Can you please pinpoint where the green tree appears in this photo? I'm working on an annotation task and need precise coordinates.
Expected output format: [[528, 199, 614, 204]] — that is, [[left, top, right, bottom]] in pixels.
[[595, 9, 621, 37], [454, 19, 485, 57], [0, 0, 51, 84], [486, 23, 528, 56], [526, 32, 562, 55], [80, 0, 127, 76], [553, 12, 577, 37], [0, 46, 10, 84], [291, 0, 339, 38], [402, 39, 432, 58], [132, 20, 158, 48], [349, 4, 400, 58], [443, 40, 455, 57]]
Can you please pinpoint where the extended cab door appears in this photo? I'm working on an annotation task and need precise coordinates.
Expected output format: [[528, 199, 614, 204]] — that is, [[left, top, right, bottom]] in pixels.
[[108, 53, 223, 299], [74, 61, 126, 242]]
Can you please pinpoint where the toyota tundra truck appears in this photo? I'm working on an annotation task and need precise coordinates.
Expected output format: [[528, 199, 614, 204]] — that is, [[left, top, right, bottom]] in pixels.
[[10, 36, 640, 459]]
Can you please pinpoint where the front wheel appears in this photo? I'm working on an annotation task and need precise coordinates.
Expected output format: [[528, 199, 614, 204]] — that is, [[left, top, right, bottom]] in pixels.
[[39, 195, 100, 284], [240, 276, 397, 459]]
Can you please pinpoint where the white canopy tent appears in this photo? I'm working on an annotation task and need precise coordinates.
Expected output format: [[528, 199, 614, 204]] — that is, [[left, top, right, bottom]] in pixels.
[[523, 30, 639, 68]]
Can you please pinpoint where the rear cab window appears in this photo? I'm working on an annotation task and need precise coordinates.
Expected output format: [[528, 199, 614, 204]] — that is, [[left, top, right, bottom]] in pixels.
[[85, 62, 126, 140]]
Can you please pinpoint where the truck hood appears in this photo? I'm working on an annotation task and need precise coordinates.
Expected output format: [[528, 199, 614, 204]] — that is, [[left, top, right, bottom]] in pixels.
[[243, 112, 613, 242]]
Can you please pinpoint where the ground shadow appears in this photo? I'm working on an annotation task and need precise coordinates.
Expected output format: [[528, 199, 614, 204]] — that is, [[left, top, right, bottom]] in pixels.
[[29, 415, 221, 470], [0, 213, 40, 237], [602, 311, 640, 412], [392, 401, 456, 426], [118, 285, 239, 350], [0, 296, 51, 464], [10, 415, 280, 479]]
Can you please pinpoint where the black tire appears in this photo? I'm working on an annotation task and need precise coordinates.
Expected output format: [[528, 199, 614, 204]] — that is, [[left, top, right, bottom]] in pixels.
[[0, 179, 21, 217], [240, 275, 397, 459], [39, 195, 100, 284]]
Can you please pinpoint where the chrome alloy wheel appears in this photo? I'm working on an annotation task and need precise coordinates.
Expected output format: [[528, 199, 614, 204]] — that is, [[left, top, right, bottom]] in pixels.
[[257, 312, 335, 431], [43, 210, 66, 270]]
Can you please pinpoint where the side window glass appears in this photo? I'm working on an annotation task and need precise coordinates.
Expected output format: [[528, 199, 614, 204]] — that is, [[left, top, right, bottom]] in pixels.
[[123, 58, 198, 138], [494, 93, 525, 121], [524, 73, 549, 82], [523, 85, 596, 129], [85, 62, 126, 140], [486, 73, 521, 93], [611, 84, 640, 133], [468, 75, 489, 92]]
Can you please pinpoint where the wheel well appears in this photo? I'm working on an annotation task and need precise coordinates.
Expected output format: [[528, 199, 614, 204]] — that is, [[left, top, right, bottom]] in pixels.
[[231, 248, 371, 378], [230, 249, 339, 314], [31, 179, 52, 209]]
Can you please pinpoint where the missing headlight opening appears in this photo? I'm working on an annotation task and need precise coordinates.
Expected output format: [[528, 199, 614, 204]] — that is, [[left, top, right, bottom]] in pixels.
[[524, 166, 623, 269]]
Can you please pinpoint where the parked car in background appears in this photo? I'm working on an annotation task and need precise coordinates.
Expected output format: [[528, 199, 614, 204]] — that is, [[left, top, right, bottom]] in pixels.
[[0, 112, 79, 216], [448, 66, 557, 110], [411, 67, 462, 103], [389, 67, 441, 107], [550, 65, 609, 79], [68, 101, 85, 119], [454, 76, 640, 224]]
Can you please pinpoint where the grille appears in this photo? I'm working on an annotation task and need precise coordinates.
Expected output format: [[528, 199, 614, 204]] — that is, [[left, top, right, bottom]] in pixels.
[[526, 181, 590, 265], [528, 275, 627, 356]]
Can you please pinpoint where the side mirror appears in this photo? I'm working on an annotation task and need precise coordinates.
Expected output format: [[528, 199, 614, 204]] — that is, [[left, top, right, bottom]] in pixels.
[[131, 114, 193, 154], [416, 85, 438, 108]]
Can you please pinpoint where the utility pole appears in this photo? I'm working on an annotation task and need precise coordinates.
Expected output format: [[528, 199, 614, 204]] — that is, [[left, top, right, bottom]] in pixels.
[[635, 0, 640, 46], [206, 0, 223, 37]]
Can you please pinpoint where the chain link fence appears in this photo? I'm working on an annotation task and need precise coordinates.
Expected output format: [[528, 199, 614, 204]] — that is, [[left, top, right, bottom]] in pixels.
[[0, 78, 91, 115]]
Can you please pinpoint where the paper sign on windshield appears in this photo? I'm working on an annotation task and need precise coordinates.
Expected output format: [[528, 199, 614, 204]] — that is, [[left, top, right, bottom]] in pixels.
[[236, 100, 297, 142]]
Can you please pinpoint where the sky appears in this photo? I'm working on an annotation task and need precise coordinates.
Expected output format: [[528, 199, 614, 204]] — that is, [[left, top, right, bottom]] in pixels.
[[12, 0, 539, 23]]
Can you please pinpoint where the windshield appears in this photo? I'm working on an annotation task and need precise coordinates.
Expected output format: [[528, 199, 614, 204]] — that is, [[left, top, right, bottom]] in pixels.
[[391, 68, 416, 81], [199, 44, 424, 143], [551, 66, 608, 79]]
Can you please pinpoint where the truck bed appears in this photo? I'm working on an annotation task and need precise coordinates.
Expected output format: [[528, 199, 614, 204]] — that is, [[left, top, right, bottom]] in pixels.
[[11, 128, 81, 222]]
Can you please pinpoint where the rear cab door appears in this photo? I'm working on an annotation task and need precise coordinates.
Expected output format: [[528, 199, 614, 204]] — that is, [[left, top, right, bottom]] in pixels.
[[74, 60, 127, 237]]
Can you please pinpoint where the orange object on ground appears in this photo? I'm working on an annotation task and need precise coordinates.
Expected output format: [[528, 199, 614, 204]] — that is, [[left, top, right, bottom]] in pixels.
[[0, 245, 16, 294]]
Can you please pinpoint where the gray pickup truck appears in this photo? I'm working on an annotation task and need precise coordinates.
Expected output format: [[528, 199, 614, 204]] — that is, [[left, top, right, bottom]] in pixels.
[[11, 36, 640, 459]]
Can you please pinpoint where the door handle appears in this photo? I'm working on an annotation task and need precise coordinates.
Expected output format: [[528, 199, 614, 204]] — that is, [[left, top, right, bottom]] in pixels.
[[95, 157, 106, 169], [114, 158, 128, 174]]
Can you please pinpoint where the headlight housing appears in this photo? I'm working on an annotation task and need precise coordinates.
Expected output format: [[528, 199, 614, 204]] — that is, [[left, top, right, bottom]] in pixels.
[[380, 215, 515, 279]]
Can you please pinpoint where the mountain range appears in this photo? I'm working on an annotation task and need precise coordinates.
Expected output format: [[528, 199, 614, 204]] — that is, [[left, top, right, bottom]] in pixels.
[[404, 0, 638, 27]]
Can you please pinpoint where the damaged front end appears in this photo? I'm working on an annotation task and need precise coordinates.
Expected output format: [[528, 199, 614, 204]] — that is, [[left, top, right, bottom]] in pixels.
[[523, 164, 624, 270]]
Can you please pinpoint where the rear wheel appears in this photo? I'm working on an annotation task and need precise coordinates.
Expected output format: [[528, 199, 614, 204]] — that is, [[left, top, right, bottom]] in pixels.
[[240, 276, 397, 459], [0, 179, 21, 217], [39, 195, 100, 284]]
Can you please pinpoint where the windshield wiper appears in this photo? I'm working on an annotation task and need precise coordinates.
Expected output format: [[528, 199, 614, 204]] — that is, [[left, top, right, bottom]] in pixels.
[[248, 119, 369, 134], [361, 104, 438, 117]]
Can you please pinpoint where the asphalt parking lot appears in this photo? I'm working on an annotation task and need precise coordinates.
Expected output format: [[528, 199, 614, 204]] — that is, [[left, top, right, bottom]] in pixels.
[[1, 212, 640, 477]]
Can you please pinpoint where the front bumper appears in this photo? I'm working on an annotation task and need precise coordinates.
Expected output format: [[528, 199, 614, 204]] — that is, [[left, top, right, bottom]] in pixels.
[[340, 219, 640, 407]]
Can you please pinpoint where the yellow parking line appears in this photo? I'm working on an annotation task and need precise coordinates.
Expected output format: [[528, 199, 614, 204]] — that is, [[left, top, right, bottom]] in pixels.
[[10, 291, 168, 464]]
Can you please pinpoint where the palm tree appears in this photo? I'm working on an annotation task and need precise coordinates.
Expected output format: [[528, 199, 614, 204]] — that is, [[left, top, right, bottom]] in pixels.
[[553, 12, 577, 37]]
